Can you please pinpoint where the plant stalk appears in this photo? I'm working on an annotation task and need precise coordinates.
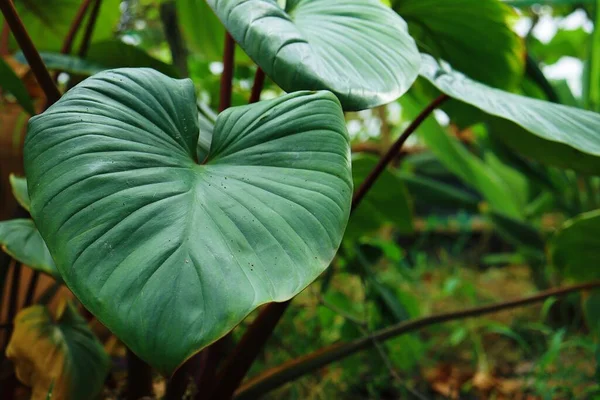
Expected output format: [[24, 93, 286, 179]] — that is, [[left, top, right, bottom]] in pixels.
[[0, 0, 60, 105], [210, 94, 450, 399], [77, 0, 102, 58], [61, 0, 94, 55], [236, 280, 600, 399], [249, 68, 265, 104], [23, 269, 39, 307], [159, 1, 189, 78], [219, 32, 235, 112], [0, 20, 9, 55], [127, 349, 154, 400]]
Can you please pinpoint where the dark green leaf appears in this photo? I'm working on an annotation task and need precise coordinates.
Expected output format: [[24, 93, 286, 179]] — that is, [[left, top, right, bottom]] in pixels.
[[9, 174, 30, 211], [24, 69, 352, 374], [14, 52, 106, 76], [551, 210, 600, 280], [206, 0, 420, 111], [0, 219, 59, 278], [393, 0, 525, 89], [0, 58, 35, 115]]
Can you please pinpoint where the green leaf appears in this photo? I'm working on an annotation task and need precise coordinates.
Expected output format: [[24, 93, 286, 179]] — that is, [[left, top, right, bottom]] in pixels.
[[347, 155, 414, 239], [0, 58, 35, 115], [86, 40, 181, 78], [530, 27, 590, 66], [15, 52, 106, 76], [6, 302, 109, 400], [24, 69, 352, 374], [197, 102, 217, 162], [551, 210, 600, 280], [0, 219, 59, 278], [206, 0, 420, 111], [400, 93, 523, 218], [420, 53, 600, 175], [9, 174, 30, 211], [487, 212, 545, 261], [586, 2, 600, 112], [393, 0, 524, 89]]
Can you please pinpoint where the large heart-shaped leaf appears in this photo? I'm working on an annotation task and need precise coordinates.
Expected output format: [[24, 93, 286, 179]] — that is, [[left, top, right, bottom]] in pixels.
[[0, 219, 59, 278], [24, 68, 352, 374], [6, 302, 109, 400], [206, 0, 420, 111], [420, 54, 600, 174]]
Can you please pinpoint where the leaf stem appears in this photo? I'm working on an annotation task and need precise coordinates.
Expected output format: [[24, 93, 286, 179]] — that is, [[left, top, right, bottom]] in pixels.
[[23, 269, 39, 307], [210, 94, 449, 399], [236, 280, 600, 399], [219, 32, 235, 112], [249, 68, 265, 104], [77, 0, 102, 58], [352, 94, 449, 211], [61, 0, 94, 55], [0, 0, 60, 105], [159, 1, 189, 78], [127, 349, 154, 400], [0, 20, 9, 55]]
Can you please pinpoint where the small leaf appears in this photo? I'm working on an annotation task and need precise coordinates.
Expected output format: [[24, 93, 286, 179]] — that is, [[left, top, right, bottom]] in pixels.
[[9, 174, 30, 211], [420, 53, 600, 175], [24, 68, 352, 374], [0, 219, 59, 278], [6, 302, 109, 400], [551, 210, 600, 280], [206, 0, 420, 111], [0, 58, 35, 115]]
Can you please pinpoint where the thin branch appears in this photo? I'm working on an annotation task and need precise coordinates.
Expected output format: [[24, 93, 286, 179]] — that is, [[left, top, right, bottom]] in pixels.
[[235, 280, 600, 399], [210, 94, 450, 399], [525, 54, 560, 104], [0, 0, 61, 105], [219, 32, 235, 112], [249, 68, 265, 104], [77, 0, 102, 58], [352, 94, 449, 211], [0, 20, 9, 55], [61, 0, 93, 55]]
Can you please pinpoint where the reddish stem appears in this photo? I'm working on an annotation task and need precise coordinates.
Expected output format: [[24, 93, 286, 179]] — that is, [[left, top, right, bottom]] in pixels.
[[0, 0, 61, 105], [219, 32, 235, 112], [77, 0, 102, 58], [249, 68, 265, 104], [209, 94, 450, 398], [0, 20, 9, 55], [61, 0, 93, 55]]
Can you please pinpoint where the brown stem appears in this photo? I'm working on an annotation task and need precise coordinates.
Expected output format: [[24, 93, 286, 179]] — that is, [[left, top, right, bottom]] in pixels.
[[236, 280, 600, 399], [219, 32, 235, 112], [61, 0, 93, 55], [77, 0, 102, 58], [127, 349, 154, 400], [159, 1, 189, 78], [210, 94, 450, 399], [352, 94, 449, 211], [23, 270, 39, 307], [0, 0, 61, 105], [0, 20, 9, 55], [249, 68, 265, 104]]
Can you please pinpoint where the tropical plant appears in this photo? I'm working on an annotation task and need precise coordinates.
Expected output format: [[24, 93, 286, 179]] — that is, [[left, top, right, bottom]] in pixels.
[[0, 0, 599, 398]]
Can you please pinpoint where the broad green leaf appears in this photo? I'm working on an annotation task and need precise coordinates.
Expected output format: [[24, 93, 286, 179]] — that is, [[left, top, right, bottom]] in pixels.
[[6, 302, 109, 400], [0, 219, 59, 278], [24, 69, 352, 374], [392, 0, 524, 89], [197, 102, 217, 162], [401, 93, 523, 218], [9, 174, 30, 211], [347, 155, 414, 239], [420, 53, 600, 175], [86, 40, 180, 78], [0, 58, 35, 115], [206, 0, 420, 111], [551, 210, 600, 280]]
